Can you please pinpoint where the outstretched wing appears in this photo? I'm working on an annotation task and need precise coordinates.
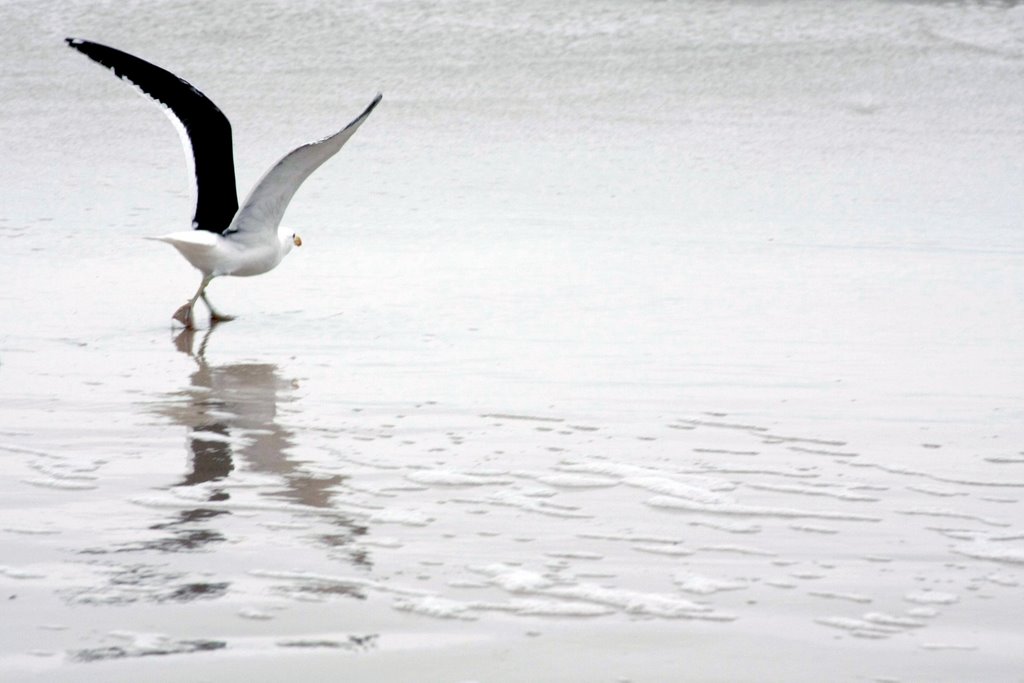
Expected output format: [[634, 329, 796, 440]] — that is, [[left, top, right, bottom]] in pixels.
[[66, 37, 239, 234], [227, 94, 382, 239]]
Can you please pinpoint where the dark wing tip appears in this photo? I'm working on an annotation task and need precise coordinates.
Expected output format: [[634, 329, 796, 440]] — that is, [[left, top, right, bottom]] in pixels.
[[65, 37, 83, 48], [340, 93, 382, 132], [362, 93, 383, 117]]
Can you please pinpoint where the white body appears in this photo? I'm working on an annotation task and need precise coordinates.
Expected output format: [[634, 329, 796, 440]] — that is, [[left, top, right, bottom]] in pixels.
[[148, 227, 295, 278]]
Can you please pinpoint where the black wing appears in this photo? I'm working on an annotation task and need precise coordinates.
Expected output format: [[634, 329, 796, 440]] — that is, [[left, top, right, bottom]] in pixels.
[[66, 38, 239, 234]]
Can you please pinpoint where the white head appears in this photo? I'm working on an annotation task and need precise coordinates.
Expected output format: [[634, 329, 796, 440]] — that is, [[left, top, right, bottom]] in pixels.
[[278, 226, 303, 255]]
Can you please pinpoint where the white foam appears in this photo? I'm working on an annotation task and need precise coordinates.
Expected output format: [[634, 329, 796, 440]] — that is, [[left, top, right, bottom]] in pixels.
[[673, 572, 747, 594], [513, 471, 618, 488], [863, 612, 925, 628], [904, 590, 959, 605], [808, 591, 872, 604], [0, 565, 47, 579], [467, 564, 728, 620], [480, 566, 554, 592], [393, 596, 478, 620], [624, 476, 730, 504], [20, 478, 97, 491], [395, 595, 617, 620], [633, 544, 696, 557], [815, 617, 901, 637], [646, 496, 881, 522], [368, 508, 433, 527], [699, 544, 777, 557], [542, 584, 729, 620], [979, 573, 1019, 587], [952, 542, 1024, 565], [406, 470, 513, 486], [746, 482, 878, 502], [476, 598, 614, 617]]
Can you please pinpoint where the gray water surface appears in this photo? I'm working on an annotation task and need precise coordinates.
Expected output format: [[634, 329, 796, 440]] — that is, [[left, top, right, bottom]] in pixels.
[[2, 2, 1023, 681]]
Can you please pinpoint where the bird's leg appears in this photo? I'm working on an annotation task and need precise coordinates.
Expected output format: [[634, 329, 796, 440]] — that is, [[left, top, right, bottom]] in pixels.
[[201, 289, 235, 322], [173, 274, 213, 329]]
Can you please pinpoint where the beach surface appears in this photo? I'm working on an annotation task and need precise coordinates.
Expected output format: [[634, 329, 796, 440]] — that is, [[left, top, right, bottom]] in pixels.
[[1, 1, 1023, 681]]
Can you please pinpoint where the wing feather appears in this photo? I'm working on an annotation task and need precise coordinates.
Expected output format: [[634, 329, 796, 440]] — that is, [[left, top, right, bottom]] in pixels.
[[228, 94, 382, 239], [66, 38, 239, 234]]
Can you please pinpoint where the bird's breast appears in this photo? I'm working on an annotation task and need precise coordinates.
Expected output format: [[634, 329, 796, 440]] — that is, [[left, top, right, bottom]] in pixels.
[[218, 239, 286, 278]]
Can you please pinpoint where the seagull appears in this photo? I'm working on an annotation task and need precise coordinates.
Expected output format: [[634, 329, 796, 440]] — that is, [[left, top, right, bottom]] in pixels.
[[66, 38, 381, 328]]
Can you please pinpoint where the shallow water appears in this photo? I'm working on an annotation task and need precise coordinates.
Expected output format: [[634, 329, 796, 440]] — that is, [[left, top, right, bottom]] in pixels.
[[2, 1, 1023, 681]]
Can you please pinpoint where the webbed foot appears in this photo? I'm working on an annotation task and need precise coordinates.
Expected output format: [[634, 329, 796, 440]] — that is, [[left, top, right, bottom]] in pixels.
[[172, 303, 195, 329]]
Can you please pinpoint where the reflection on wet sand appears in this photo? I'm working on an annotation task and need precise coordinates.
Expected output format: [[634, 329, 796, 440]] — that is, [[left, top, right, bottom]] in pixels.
[[58, 326, 382, 658], [156, 325, 369, 556], [74, 325, 370, 609], [167, 325, 341, 507]]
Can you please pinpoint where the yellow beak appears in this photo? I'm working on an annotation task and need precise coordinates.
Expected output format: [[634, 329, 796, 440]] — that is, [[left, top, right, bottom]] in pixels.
[[293, 234, 302, 247]]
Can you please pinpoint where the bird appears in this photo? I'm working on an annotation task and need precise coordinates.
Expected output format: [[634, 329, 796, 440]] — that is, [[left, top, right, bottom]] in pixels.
[[65, 37, 381, 328]]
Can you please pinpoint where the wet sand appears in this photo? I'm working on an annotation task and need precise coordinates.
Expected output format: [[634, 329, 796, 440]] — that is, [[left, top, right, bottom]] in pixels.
[[2, 1, 1023, 681]]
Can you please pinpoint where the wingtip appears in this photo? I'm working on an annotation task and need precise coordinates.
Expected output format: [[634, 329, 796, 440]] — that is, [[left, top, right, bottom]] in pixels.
[[65, 37, 81, 47], [353, 93, 382, 121]]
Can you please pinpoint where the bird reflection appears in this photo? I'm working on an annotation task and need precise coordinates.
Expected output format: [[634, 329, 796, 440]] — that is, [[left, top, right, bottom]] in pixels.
[[74, 325, 370, 606], [167, 324, 340, 506], [146, 324, 368, 564]]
